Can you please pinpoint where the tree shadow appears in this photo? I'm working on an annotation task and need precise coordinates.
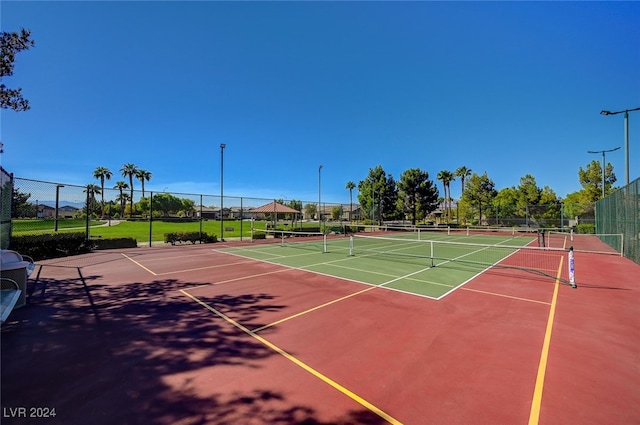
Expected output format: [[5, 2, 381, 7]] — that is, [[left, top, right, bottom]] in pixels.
[[1, 269, 387, 425]]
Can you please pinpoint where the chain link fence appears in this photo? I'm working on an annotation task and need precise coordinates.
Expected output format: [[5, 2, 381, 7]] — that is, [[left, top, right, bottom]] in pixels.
[[0, 167, 13, 249], [596, 177, 639, 264], [8, 176, 611, 250], [10, 177, 353, 246]]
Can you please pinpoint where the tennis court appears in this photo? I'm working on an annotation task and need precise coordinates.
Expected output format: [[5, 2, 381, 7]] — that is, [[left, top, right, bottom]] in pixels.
[[1, 232, 638, 424], [222, 227, 573, 299]]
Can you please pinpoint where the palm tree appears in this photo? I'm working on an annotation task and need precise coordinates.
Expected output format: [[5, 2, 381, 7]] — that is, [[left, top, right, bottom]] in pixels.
[[84, 184, 102, 217], [455, 166, 472, 195], [120, 163, 138, 218], [136, 169, 152, 198], [114, 181, 129, 218], [93, 166, 112, 218], [437, 170, 454, 222], [345, 181, 356, 222]]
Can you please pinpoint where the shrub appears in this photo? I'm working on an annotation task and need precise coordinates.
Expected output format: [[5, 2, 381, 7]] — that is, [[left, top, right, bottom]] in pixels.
[[91, 237, 138, 250], [10, 232, 92, 261], [576, 223, 596, 234], [164, 232, 217, 245]]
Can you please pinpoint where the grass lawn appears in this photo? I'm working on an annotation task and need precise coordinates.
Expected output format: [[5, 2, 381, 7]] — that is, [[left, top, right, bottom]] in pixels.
[[12, 219, 103, 233], [12, 219, 341, 243]]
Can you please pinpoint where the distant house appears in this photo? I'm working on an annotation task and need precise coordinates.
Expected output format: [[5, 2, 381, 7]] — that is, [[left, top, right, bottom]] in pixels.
[[34, 204, 78, 219], [59, 205, 79, 218]]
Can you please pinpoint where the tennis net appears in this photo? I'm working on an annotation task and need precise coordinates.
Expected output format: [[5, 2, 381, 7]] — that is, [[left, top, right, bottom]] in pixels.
[[251, 228, 329, 252], [546, 230, 623, 255], [349, 234, 576, 287]]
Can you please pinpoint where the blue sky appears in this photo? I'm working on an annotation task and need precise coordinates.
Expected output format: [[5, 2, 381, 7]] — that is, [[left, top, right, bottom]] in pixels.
[[1, 1, 639, 205]]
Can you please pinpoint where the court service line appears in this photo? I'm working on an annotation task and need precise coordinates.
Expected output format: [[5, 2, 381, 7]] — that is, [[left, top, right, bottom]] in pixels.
[[153, 260, 260, 276], [122, 253, 157, 275], [180, 289, 403, 425], [460, 287, 551, 305], [528, 256, 564, 425], [252, 285, 379, 332], [121, 252, 258, 276], [256, 265, 435, 332]]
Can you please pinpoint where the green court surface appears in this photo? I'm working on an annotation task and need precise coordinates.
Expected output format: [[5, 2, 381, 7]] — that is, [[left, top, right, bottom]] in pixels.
[[220, 232, 541, 299]]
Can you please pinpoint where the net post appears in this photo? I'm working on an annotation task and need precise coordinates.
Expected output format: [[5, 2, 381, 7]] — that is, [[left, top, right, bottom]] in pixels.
[[323, 234, 327, 253], [447, 226, 450, 236], [568, 246, 577, 288], [349, 235, 354, 256], [570, 228, 574, 241], [281, 232, 285, 247], [430, 240, 434, 267], [466, 226, 469, 236]]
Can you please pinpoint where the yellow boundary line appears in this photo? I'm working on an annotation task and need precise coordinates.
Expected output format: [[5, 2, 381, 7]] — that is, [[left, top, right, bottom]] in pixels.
[[252, 285, 378, 332], [122, 253, 157, 275], [461, 287, 552, 305], [528, 255, 564, 425], [180, 289, 403, 425]]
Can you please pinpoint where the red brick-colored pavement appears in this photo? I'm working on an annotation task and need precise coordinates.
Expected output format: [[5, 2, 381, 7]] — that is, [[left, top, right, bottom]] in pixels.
[[1, 243, 638, 424]]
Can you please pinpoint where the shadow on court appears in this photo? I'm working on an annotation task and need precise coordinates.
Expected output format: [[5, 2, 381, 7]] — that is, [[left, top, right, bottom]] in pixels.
[[1, 272, 384, 425]]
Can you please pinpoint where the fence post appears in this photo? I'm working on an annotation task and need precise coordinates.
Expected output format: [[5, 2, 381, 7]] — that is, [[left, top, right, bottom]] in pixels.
[[149, 191, 153, 247]]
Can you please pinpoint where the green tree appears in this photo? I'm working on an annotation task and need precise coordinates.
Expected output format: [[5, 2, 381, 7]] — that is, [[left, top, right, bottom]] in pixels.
[[1, 29, 35, 111], [11, 187, 32, 218], [305, 203, 317, 220], [493, 187, 519, 226], [578, 159, 617, 202], [114, 181, 129, 218], [397, 168, 439, 225], [382, 174, 401, 221], [152, 193, 183, 216], [563, 191, 594, 223], [455, 166, 472, 194], [136, 169, 152, 198], [516, 174, 541, 217], [120, 163, 138, 217], [461, 172, 497, 225], [437, 170, 455, 222], [84, 184, 102, 217], [357, 165, 394, 224], [345, 181, 356, 222], [93, 166, 112, 218], [332, 205, 343, 221], [180, 198, 196, 217], [534, 186, 561, 227]]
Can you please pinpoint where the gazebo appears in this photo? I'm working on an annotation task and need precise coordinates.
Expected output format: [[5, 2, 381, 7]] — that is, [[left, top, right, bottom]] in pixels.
[[249, 201, 301, 228]]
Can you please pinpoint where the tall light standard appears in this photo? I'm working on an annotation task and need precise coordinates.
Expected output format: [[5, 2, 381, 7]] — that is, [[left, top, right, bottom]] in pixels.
[[601, 107, 640, 185], [318, 165, 323, 229], [587, 147, 620, 199], [220, 143, 226, 242]]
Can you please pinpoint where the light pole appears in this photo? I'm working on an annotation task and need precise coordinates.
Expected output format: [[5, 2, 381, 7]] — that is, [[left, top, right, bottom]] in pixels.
[[54, 184, 64, 232], [601, 107, 640, 185], [318, 165, 323, 229], [220, 143, 226, 242], [587, 147, 620, 199]]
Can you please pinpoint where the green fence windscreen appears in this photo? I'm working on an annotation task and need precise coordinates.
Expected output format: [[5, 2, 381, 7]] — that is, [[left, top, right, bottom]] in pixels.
[[595, 178, 640, 264]]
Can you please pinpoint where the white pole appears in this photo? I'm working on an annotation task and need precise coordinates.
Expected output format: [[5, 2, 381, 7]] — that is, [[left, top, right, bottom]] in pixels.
[[568, 246, 577, 288]]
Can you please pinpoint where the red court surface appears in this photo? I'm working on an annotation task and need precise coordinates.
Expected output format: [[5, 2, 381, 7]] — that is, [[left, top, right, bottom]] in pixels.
[[1, 242, 638, 425]]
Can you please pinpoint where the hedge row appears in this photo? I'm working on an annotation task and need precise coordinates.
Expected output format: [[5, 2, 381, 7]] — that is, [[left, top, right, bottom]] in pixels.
[[10, 232, 92, 261], [91, 237, 138, 250], [164, 232, 217, 245]]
